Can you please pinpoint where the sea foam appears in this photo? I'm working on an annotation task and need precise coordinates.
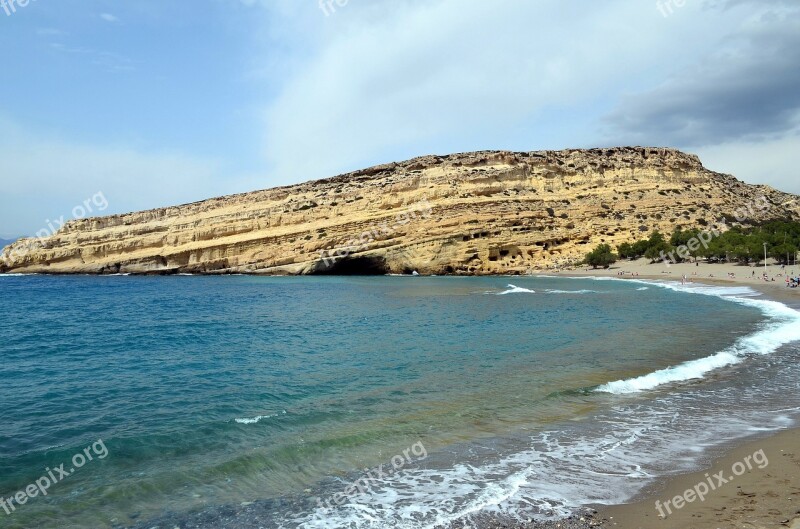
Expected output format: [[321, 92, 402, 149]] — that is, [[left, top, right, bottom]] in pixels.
[[598, 280, 800, 394], [544, 289, 599, 294], [235, 410, 286, 424], [497, 284, 536, 295]]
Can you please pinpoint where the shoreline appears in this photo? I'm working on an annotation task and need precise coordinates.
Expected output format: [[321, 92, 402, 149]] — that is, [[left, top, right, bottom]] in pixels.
[[598, 427, 800, 529], [446, 428, 800, 529], [549, 258, 800, 307], [549, 261, 800, 529], [453, 263, 800, 529]]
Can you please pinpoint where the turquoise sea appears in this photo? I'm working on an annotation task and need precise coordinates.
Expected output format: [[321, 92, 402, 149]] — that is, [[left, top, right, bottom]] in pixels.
[[1, 275, 799, 528]]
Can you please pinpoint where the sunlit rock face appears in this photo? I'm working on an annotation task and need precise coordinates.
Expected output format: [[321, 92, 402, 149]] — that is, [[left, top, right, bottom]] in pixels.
[[2, 147, 798, 275]]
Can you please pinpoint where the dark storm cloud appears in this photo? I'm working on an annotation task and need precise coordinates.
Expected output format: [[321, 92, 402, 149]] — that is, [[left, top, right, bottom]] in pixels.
[[606, 4, 800, 147]]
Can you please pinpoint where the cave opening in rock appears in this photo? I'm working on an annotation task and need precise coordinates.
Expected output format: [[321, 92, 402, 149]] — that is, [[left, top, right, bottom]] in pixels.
[[316, 256, 389, 275]]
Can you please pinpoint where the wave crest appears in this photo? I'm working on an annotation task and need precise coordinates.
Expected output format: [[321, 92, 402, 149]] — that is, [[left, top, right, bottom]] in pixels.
[[497, 284, 536, 295], [235, 410, 286, 424], [598, 280, 800, 394]]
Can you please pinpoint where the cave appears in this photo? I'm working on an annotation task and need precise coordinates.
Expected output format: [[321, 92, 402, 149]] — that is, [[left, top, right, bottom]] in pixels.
[[315, 256, 390, 275]]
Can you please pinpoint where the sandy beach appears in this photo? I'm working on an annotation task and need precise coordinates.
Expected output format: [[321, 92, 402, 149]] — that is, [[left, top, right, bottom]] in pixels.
[[557, 258, 800, 306], [601, 429, 800, 529], [470, 427, 800, 528], [548, 259, 800, 529]]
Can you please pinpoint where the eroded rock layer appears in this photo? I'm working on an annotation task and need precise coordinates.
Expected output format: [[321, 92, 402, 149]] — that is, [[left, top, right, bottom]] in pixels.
[[2, 147, 798, 275]]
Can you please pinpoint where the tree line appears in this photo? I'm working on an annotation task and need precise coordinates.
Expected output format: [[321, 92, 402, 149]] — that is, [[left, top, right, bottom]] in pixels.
[[584, 220, 800, 269]]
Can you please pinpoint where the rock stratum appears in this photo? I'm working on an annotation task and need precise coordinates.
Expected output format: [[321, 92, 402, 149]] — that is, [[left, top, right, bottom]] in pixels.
[[2, 147, 799, 276]]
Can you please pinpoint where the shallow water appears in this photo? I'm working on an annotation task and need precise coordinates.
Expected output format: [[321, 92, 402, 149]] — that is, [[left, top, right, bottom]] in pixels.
[[0, 275, 797, 528]]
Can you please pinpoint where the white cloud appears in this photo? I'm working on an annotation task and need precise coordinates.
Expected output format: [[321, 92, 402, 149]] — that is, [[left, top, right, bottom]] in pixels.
[[5, 0, 799, 239], [254, 0, 773, 185], [694, 133, 800, 194], [0, 118, 265, 238]]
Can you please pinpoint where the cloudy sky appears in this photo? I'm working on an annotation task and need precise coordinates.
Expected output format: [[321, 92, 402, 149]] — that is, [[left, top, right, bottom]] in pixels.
[[0, 0, 798, 238]]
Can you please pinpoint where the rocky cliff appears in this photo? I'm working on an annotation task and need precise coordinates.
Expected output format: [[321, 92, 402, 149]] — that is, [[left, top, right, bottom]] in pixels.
[[2, 147, 798, 275]]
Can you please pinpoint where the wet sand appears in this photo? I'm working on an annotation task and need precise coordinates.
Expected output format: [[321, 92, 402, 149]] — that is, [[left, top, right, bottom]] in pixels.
[[456, 430, 800, 529], [600, 428, 800, 529], [451, 426, 799, 529]]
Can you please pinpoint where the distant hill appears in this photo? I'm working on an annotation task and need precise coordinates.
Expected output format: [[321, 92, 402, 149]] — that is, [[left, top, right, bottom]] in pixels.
[[0, 238, 18, 249], [1, 147, 799, 275]]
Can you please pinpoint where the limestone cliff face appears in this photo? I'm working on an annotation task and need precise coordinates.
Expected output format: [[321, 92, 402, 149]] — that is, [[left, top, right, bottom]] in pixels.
[[2, 147, 799, 275]]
